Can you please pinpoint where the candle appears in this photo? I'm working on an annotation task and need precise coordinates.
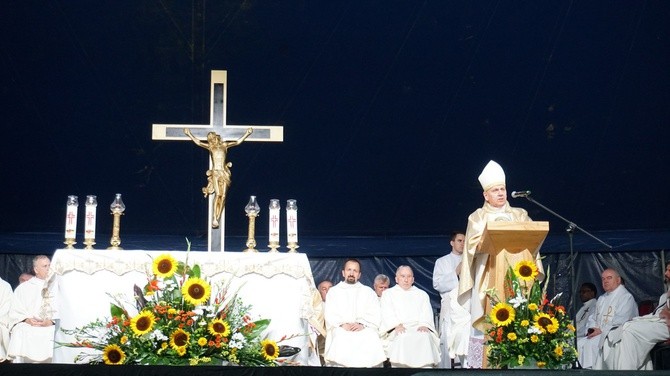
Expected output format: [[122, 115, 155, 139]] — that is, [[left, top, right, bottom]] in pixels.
[[65, 195, 78, 239], [286, 199, 298, 244], [269, 199, 280, 243], [84, 195, 97, 240]]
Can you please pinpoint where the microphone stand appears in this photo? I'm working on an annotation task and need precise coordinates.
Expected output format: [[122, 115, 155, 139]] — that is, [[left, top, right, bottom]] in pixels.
[[517, 193, 612, 368], [517, 194, 612, 326]]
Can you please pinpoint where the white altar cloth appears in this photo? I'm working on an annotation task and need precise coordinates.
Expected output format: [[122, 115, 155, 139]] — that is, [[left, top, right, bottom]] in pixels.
[[51, 249, 321, 365]]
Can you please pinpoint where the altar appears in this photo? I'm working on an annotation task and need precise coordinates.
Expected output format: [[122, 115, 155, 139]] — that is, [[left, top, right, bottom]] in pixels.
[[51, 249, 322, 366]]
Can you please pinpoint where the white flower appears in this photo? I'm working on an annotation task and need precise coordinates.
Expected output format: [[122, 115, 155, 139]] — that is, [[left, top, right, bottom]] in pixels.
[[527, 326, 542, 335], [149, 329, 168, 341], [508, 293, 527, 308], [229, 332, 247, 349]]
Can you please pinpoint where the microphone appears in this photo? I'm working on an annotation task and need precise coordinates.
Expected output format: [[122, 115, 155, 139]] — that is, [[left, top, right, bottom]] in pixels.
[[511, 190, 531, 198]]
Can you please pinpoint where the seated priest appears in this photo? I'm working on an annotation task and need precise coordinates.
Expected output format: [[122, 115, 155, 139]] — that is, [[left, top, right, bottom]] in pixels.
[[576, 282, 598, 339], [0, 276, 12, 363], [380, 265, 440, 368], [597, 261, 670, 370], [324, 258, 386, 367], [7, 255, 58, 363], [577, 268, 637, 369]]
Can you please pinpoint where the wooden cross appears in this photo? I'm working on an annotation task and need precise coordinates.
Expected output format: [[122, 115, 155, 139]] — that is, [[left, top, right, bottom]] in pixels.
[[152, 70, 283, 252]]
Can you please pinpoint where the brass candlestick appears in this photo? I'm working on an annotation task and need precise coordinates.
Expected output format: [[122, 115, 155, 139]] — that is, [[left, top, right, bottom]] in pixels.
[[243, 196, 260, 252], [83, 238, 96, 250], [108, 193, 125, 250], [287, 241, 299, 253], [64, 237, 76, 249]]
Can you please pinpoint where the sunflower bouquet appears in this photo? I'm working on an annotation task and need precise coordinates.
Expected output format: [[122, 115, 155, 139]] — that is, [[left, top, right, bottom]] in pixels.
[[60, 252, 282, 366], [485, 260, 577, 369]]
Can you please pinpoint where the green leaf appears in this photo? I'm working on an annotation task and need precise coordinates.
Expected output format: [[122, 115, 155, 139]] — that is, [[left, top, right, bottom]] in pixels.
[[191, 264, 201, 279], [110, 303, 126, 318]]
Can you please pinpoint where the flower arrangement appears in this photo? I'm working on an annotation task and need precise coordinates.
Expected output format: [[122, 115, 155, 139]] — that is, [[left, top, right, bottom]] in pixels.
[[485, 260, 577, 369], [61, 252, 285, 366]]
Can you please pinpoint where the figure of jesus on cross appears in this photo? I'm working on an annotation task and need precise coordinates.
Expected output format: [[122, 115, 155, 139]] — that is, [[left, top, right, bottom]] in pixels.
[[184, 127, 253, 228], [152, 70, 283, 252]]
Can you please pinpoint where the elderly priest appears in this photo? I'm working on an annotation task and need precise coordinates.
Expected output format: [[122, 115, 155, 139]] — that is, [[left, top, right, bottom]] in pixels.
[[7, 255, 58, 363], [381, 265, 440, 368]]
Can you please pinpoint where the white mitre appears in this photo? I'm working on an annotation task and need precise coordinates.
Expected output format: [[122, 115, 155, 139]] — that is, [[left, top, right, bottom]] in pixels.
[[478, 160, 506, 191]]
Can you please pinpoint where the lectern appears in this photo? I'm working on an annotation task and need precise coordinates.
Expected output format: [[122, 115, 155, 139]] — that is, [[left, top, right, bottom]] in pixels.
[[479, 221, 549, 305]]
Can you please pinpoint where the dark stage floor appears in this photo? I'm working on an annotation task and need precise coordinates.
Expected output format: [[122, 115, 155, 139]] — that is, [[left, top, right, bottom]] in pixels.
[[1, 364, 669, 376]]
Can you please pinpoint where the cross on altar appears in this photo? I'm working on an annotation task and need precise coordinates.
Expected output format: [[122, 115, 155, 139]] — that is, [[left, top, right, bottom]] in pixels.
[[152, 70, 283, 252]]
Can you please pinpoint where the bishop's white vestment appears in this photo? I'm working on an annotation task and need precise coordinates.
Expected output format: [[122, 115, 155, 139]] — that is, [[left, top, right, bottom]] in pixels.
[[576, 284, 637, 369], [7, 276, 58, 363], [433, 251, 470, 367], [380, 285, 440, 368], [324, 281, 386, 367], [597, 291, 670, 370], [0, 277, 12, 362]]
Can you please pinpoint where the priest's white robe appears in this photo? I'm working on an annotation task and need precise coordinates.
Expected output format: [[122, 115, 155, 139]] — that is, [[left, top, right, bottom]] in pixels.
[[0, 278, 12, 362], [597, 291, 670, 370], [576, 284, 637, 369], [457, 202, 544, 367], [7, 276, 58, 363], [380, 285, 440, 368], [433, 251, 469, 367], [324, 281, 386, 367], [576, 298, 597, 338]]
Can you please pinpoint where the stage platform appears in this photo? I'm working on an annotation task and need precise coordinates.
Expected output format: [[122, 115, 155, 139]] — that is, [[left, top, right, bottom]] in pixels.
[[1, 364, 669, 376]]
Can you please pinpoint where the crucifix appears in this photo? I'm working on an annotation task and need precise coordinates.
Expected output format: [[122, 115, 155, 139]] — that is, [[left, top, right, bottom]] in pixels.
[[152, 70, 283, 252]]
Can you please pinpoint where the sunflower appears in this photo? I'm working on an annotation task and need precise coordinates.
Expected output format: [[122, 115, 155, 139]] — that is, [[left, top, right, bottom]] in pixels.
[[153, 254, 178, 278], [170, 328, 190, 350], [260, 339, 279, 361], [490, 302, 515, 326], [208, 318, 231, 337], [514, 260, 538, 282], [181, 277, 211, 306], [554, 345, 564, 357], [534, 312, 559, 334], [102, 344, 126, 365], [130, 310, 156, 336]]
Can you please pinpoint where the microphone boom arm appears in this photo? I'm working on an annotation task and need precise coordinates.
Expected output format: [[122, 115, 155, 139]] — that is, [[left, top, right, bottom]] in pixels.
[[520, 195, 612, 249]]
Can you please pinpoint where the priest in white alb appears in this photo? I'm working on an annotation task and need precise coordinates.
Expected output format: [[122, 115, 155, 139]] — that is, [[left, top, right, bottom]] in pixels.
[[575, 282, 598, 339], [597, 261, 670, 370], [577, 268, 637, 369], [381, 265, 440, 368], [324, 258, 386, 367], [0, 276, 12, 362], [7, 255, 58, 363], [432, 231, 470, 368]]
